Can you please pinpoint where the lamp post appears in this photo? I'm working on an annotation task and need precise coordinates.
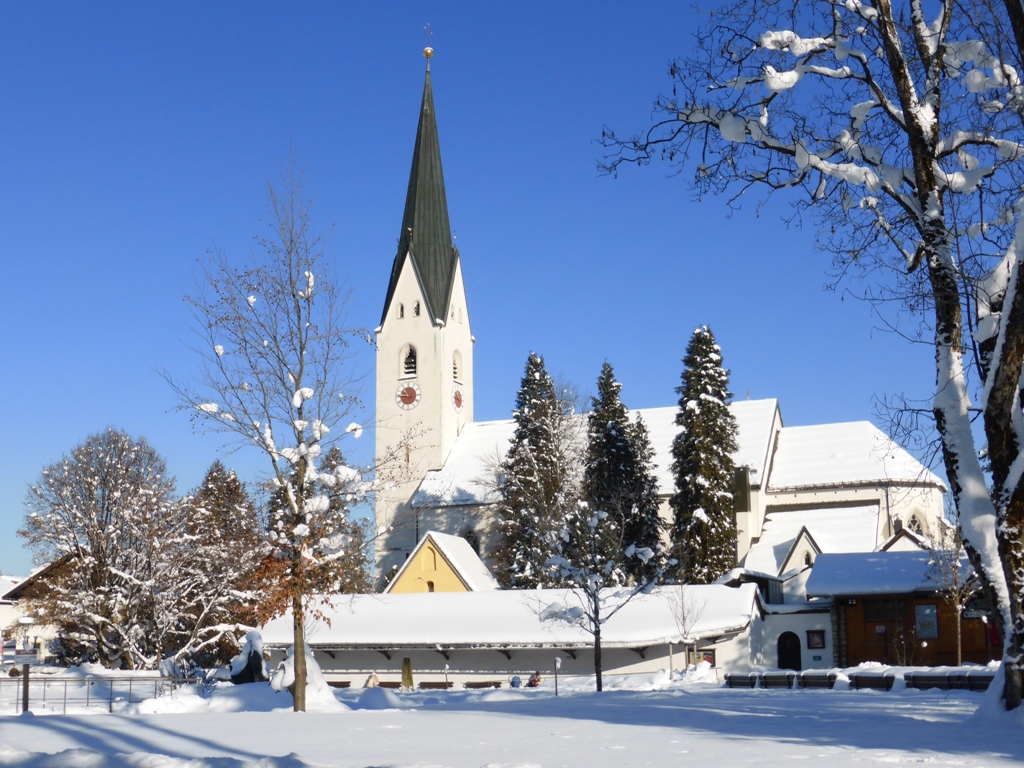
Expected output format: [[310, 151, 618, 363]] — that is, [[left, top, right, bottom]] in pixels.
[[554, 656, 561, 697]]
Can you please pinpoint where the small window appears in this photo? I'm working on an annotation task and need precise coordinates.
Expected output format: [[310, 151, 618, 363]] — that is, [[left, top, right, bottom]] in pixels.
[[426, 580, 435, 593], [864, 599, 904, 622], [403, 346, 417, 377], [806, 630, 826, 649], [462, 528, 480, 555], [413, 301, 421, 317], [687, 649, 716, 667], [453, 350, 463, 383], [803, 552, 812, 567], [909, 514, 924, 535], [398, 303, 405, 319]]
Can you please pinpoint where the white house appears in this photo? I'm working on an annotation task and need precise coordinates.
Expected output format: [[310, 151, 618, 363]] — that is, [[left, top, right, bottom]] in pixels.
[[260, 584, 765, 687]]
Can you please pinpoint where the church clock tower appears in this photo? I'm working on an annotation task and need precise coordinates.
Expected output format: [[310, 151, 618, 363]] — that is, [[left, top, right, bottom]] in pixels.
[[374, 48, 474, 579]]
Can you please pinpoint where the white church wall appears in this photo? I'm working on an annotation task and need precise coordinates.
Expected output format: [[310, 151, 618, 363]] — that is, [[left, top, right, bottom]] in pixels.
[[758, 611, 834, 671]]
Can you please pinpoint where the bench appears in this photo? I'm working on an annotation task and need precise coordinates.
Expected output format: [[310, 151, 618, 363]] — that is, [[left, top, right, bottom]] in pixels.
[[326, 680, 351, 689], [418, 681, 454, 690], [378, 681, 403, 689], [723, 672, 759, 688], [904, 671, 958, 690], [849, 672, 895, 691], [464, 681, 502, 689], [903, 671, 995, 691], [761, 671, 796, 689], [965, 672, 995, 692], [797, 671, 837, 689]]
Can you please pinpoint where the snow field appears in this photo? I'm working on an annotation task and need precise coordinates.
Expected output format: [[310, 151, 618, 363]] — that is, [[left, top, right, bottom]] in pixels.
[[0, 669, 1021, 768]]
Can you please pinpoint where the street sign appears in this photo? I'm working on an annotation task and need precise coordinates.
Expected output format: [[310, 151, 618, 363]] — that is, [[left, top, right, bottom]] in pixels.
[[13, 649, 38, 665]]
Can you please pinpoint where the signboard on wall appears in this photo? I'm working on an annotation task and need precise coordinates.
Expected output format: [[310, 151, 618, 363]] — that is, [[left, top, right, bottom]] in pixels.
[[13, 649, 38, 665], [915, 604, 939, 639]]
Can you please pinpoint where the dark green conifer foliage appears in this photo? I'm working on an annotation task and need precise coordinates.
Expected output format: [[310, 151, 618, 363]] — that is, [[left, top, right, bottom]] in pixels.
[[181, 459, 263, 664], [670, 326, 739, 584], [493, 353, 576, 588], [623, 415, 665, 583], [582, 362, 664, 583], [316, 446, 373, 594]]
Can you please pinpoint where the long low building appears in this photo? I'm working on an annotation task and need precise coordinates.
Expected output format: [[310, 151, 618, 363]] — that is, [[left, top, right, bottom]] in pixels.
[[260, 584, 764, 687]]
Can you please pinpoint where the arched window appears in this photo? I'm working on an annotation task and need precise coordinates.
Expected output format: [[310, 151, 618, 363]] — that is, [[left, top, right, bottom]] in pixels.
[[462, 528, 480, 555], [402, 346, 417, 377], [413, 301, 421, 317], [909, 515, 924, 535], [426, 580, 435, 592], [804, 552, 812, 567], [398, 303, 405, 319], [453, 350, 463, 383]]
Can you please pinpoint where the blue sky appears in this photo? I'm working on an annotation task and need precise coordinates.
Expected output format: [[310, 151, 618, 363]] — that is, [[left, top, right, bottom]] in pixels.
[[0, 2, 936, 576]]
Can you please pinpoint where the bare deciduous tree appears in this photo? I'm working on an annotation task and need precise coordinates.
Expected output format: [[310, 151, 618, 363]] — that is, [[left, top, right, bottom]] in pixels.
[[19, 429, 176, 670], [546, 502, 664, 691], [928, 524, 981, 666], [166, 160, 368, 711], [601, 0, 1024, 709]]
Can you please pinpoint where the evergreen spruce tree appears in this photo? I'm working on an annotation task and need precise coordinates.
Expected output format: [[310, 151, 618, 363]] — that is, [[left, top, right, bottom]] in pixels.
[[670, 326, 739, 584], [316, 446, 372, 594], [177, 460, 263, 664], [582, 362, 664, 584], [623, 415, 664, 583], [493, 353, 580, 588]]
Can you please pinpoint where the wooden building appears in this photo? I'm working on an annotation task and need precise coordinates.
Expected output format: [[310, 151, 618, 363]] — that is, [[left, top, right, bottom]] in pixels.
[[805, 551, 999, 667]]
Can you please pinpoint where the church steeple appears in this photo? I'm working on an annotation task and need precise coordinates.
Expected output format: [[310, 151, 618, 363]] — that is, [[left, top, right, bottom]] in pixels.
[[374, 47, 475, 582], [381, 48, 459, 327]]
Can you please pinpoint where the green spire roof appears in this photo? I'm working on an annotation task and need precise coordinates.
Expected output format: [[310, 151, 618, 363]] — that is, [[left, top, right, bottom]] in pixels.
[[381, 59, 459, 327]]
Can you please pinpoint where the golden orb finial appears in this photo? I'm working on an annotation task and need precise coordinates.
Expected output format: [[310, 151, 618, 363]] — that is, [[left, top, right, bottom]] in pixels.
[[423, 46, 434, 59]]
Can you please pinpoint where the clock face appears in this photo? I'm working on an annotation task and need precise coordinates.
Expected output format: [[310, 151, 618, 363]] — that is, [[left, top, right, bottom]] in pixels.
[[452, 385, 464, 413], [396, 383, 421, 410]]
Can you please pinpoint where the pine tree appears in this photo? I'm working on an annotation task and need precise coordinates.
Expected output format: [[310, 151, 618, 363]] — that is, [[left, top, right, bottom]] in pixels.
[[582, 362, 664, 584], [623, 415, 664, 583], [670, 326, 739, 584], [493, 353, 580, 588], [316, 446, 372, 594], [175, 460, 263, 665]]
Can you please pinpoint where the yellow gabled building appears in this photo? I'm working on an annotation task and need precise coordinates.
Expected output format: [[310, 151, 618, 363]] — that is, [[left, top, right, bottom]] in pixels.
[[384, 531, 499, 594]]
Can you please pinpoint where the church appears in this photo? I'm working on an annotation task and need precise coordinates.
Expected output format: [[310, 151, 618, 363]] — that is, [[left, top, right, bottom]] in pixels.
[[372, 48, 948, 589]]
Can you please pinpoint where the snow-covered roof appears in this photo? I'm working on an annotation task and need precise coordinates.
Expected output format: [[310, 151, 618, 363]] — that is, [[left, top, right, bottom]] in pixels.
[[805, 551, 967, 597], [413, 399, 781, 508], [879, 527, 931, 552], [0, 575, 23, 601], [742, 505, 880, 576], [260, 584, 761, 649], [411, 419, 516, 508], [767, 422, 945, 491], [384, 531, 499, 593]]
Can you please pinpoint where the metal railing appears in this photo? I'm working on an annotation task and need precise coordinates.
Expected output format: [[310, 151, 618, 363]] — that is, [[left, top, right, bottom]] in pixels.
[[0, 675, 203, 715]]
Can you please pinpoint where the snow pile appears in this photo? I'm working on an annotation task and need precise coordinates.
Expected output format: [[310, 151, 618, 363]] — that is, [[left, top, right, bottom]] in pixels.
[[269, 646, 347, 712], [356, 686, 410, 710]]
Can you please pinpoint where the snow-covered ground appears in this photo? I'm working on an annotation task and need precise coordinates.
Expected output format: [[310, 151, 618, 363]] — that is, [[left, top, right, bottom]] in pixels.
[[0, 666, 1021, 767]]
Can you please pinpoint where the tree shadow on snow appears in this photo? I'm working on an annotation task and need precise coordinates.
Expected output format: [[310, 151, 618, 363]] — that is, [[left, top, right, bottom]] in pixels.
[[427, 687, 1024, 762]]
